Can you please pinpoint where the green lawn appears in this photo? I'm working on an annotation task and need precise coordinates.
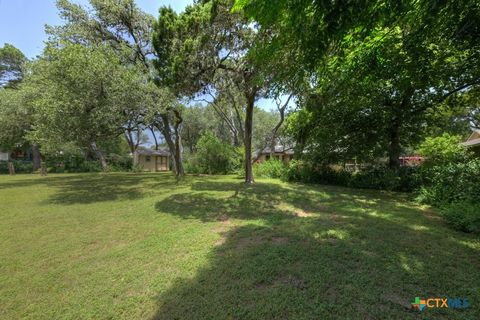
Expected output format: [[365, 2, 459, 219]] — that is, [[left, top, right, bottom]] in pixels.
[[0, 173, 479, 319]]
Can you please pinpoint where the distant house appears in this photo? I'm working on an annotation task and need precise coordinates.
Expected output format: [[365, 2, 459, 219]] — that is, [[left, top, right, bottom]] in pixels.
[[255, 146, 295, 163], [462, 129, 480, 155], [0, 151, 9, 161], [134, 149, 170, 172], [0, 149, 32, 162], [399, 156, 424, 166]]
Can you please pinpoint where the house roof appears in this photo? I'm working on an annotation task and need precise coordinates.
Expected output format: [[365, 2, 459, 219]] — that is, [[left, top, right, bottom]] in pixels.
[[462, 138, 480, 147], [462, 129, 480, 147], [135, 149, 170, 156], [256, 146, 295, 155]]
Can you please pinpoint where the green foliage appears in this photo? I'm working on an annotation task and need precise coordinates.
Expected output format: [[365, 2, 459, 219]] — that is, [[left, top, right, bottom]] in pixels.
[[237, 0, 480, 169], [442, 202, 480, 234], [131, 163, 145, 173], [0, 43, 26, 88], [418, 133, 469, 166], [416, 134, 479, 211], [106, 154, 133, 172], [0, 161, 33, 174], [253, 159, 286, 179], [188, 133, 242, 174], [417, 158, 480, 205], [284, 160, 420, 192], [28, 44, 149, 153]]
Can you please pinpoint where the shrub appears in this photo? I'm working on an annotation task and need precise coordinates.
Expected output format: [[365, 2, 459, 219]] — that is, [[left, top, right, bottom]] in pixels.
[[107, 154, 133, 172], [349, 166, 420, 192], [131, 164, 144, 173], [0, 160, 33, 174], [191, 133, 242, 174], [75, 160, 102, 173], [253, 159, 287, 179], [418, 133, 470, 167], [284, 160, 420, 192], [417, 158, 480, 205], [442, 201, 480, 234]]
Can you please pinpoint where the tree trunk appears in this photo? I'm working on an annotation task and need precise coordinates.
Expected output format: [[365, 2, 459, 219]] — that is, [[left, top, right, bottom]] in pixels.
[[40, 156, 47, 176], [244, 93, 255, 183], [124, 131, 136, 154], [32, 143, 41, 171], [174, 131, 184, 176], [149, 127, 159, 150], [270, 94, 292, 158], [172, 109, 185, 177], [388, 115, 401, 169], [158, 114, 178, 174], [90, 141, 108, 172], [8, 161, 15, 175]]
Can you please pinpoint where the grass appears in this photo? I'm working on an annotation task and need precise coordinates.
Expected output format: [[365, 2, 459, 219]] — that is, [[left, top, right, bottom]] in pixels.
[[0, 173, 479, 319]]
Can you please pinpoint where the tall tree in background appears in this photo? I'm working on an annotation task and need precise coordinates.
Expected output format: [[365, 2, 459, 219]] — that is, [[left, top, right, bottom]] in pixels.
[[47, 0, 186, 175], [153, 0, 274, 183], [0, 43, 27, 88], [29, 44, 148, 171], [0, 44, 43, 171]]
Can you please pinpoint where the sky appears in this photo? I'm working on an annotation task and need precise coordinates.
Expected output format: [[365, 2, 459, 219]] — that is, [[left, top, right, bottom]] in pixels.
[[0, 0, 192, 58]]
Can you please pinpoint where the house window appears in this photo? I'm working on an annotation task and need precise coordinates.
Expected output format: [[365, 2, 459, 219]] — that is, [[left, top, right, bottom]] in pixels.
[[146, 156, 151, 162]]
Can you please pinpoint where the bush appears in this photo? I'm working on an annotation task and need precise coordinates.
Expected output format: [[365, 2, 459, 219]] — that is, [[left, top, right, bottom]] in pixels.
[[107, 154, 133, 172], [417, 158, 480, 205], [253, 159, 287, 179], [442, 201, 480, 234], [284, 160, 420, 192], [0, 160, 33, 174], [418, 133, 470, 167], [188, 133, 242, 174], [349, 166, 420, 192], [75, 160, 102, 173], [131, 164, 144, 173]]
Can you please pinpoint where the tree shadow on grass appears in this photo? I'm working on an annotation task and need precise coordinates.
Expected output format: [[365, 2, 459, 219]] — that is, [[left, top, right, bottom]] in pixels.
[[46, 173, 184, 205], [153, 180, 480, 319], [0, 173, 179, 205]]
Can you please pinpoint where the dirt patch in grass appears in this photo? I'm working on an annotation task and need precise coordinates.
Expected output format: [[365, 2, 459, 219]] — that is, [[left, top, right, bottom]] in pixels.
[[324, 287, 338, 303], [236, 236, 265, 251], [294, 209, 313, 218], [381, 292, 411, 310], [271, 236, 289, 245], [212, 215, 233, 247], [422, 209, 442, 221]]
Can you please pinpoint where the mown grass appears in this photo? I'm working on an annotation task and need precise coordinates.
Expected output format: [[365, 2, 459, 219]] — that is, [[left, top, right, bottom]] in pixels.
[[0, 173, 478, 319]]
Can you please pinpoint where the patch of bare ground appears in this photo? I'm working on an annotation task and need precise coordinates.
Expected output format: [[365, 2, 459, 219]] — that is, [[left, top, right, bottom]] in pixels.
[[329, 214, 346, 224], [271, 236, 289, 245], [324, 287, 338, 303], [212, 214, 232, 247], [235, 236, 265, 251], [294, 209, 313, 218], [381, 292, 411, 310], [422, 209, 442, 221]]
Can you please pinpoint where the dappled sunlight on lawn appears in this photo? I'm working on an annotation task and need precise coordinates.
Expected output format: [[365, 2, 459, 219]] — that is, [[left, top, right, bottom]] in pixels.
[[0, 174, 479, 319], [152, 175, 480, 319]]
